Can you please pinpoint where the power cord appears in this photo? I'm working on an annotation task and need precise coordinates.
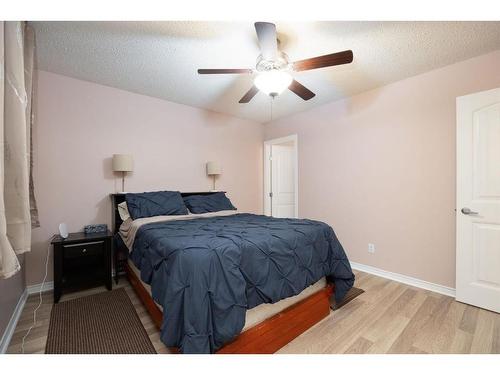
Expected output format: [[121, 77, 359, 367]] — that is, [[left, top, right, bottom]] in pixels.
[[21, 242, 50, 354]]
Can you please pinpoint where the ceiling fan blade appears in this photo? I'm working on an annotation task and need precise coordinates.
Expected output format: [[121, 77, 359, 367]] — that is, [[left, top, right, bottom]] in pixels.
[[289, 80, 315, 101], [239, 85, 259, 103], [254, 22, 278, 60], [293, 50, 353, 72], [198, 68, 253, 74]]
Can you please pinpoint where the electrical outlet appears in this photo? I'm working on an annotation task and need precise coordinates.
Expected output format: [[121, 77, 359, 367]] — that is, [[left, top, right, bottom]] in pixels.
[[368, 243, 375, 254]]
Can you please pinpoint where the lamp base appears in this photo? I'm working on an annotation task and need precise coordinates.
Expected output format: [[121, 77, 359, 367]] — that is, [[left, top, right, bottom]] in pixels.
[[211, 175, 219, 191]]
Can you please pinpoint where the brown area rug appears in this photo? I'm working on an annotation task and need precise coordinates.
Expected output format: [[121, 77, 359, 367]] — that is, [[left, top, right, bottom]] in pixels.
[[45, 288, 156, 354], [330, 287, 365, 310]]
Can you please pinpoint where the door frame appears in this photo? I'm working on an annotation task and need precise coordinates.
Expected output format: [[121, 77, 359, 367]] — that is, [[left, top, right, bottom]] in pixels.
[[263, 134, 298, 218]]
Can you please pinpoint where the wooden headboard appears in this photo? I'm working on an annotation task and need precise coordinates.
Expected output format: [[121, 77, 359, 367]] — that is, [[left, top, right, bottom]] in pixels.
[[110, 192, 224, 234]]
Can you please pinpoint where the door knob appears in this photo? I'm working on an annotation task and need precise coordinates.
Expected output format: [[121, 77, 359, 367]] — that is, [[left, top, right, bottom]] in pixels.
[[461, 207, 479, 215]]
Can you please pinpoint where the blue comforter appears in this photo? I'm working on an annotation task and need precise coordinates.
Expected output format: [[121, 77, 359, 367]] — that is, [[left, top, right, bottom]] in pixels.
[[129, 213, 354, 353]]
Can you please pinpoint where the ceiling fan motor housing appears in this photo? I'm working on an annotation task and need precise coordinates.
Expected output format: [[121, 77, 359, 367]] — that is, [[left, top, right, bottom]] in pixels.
[[256, 52, 291, 72]]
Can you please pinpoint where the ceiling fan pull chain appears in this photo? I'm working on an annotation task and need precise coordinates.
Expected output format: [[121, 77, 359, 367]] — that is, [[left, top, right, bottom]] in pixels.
[[270, 95, 274, 122]]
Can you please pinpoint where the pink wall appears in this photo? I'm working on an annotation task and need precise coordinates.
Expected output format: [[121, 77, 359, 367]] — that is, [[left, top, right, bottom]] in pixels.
[[26, 71, 264, 285], [265, 50, 500, 288]]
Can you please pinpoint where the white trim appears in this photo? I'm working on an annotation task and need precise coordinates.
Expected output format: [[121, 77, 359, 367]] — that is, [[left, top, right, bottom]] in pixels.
[[0, 289, 28, 353], [264, 134, 298, 145], [350, 261, 456, 298], [27, 281, 54, 295], [263, 134, 299, 218]]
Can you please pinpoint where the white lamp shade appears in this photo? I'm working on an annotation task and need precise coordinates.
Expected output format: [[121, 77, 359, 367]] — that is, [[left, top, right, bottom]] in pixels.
[[112, 154, 134, 172], [254, 70, 293, 96], [206, 161, 221, 176]]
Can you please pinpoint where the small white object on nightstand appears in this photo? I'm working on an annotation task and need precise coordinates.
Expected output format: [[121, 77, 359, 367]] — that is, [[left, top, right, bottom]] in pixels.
[[58, 223, 68, 239]]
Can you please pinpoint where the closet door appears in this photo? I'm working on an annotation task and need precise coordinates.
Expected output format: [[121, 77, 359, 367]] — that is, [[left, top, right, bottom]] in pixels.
[[456, 87, 500, 313]]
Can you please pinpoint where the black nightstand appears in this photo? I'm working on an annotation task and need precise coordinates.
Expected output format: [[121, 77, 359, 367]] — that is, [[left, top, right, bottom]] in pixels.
[[51, 231, 113, 303]]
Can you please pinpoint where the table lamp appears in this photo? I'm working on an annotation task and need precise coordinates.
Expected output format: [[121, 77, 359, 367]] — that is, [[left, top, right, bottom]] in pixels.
[[206, 161, 221, 191], [112, 154, 133, 192]]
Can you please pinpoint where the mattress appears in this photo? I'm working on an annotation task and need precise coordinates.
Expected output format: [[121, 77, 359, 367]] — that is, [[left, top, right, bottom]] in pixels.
[[127, 259, 327, 331]]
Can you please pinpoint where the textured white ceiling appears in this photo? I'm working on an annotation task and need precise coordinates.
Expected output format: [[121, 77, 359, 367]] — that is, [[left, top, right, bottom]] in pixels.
[[30, 21, 500, 123]]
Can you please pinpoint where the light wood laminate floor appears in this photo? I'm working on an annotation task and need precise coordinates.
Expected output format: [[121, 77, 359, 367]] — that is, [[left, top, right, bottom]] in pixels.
[[7, 270, 500, 354]]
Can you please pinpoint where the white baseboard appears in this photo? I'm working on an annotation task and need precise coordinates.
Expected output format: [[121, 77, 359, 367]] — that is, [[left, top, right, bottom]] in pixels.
[[350, 261, 456, 297], [0, 289, 28, 354], [27, 281, 54, 295]]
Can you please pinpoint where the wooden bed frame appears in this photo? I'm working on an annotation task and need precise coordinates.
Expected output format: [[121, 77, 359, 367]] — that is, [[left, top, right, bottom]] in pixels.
[[111, 192, 334, 354]]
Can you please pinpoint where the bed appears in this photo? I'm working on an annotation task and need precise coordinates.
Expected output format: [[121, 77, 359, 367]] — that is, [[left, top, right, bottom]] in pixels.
[[111, 191, 354, 354]]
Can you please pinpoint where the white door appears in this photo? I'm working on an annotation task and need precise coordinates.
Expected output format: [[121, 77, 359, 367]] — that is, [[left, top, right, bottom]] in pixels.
[[264, 135, 298, 218], [456, 87, 500, 313], [271, 143, 295, 218]]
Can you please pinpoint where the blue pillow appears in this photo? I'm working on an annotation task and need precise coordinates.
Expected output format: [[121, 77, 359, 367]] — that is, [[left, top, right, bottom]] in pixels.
[[125, 191, 188, 219], [183, 192, 236, 214]]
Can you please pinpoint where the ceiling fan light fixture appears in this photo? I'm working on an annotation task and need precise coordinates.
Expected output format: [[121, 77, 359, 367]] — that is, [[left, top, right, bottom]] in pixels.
[[254, 70, 293, 97]]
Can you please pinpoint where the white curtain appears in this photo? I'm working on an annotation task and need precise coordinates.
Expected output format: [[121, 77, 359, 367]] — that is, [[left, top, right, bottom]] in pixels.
[[0, 21, 34, 279]]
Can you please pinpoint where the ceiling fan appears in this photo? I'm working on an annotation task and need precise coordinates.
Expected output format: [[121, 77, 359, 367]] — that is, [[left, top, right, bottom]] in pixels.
[[197, 22, 353, 103]]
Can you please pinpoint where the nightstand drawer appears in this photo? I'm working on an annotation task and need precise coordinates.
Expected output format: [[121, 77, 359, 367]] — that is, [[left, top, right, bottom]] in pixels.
[[63, 241, 104, 259]]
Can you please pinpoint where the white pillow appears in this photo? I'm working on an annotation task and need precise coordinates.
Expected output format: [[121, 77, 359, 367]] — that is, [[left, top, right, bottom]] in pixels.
[[118, 201, 131, 221]]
